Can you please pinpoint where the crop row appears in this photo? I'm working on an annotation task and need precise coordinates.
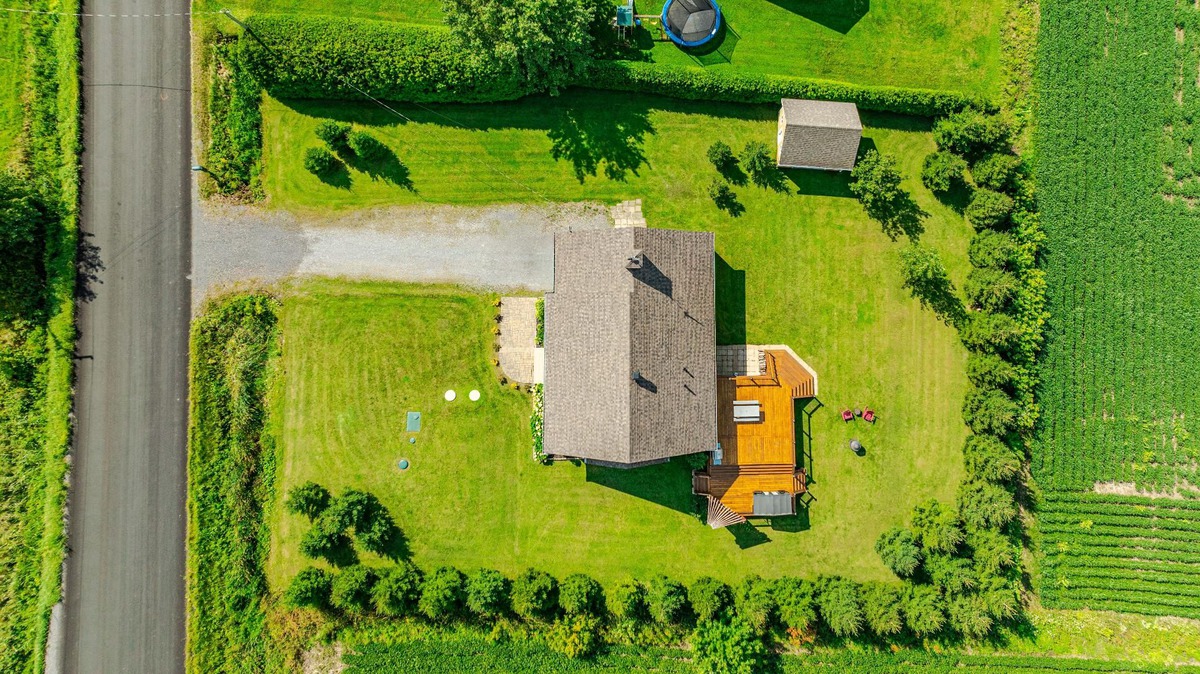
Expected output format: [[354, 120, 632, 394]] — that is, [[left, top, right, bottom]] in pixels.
[[1039, 511, 1200, 533], [1042, 492, 1200, 511]]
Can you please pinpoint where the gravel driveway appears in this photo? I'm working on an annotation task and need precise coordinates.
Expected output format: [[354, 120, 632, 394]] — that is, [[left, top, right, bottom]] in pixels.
[[192, 192, 611, 306]]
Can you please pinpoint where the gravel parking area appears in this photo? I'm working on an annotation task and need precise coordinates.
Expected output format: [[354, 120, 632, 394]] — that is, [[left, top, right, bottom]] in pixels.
[[191, 192, 610, 307]]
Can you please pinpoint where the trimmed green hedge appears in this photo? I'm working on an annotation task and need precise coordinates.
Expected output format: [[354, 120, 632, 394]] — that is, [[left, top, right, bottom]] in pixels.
[[238, 15, 530, 103], [583, 60, 993, 117]]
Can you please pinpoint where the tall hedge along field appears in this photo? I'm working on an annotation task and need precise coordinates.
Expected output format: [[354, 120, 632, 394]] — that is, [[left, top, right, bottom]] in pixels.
[[1033, 0, 1200, 616]]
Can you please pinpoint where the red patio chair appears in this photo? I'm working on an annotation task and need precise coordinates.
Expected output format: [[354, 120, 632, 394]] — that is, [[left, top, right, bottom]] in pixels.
[[841, 409, 854, 422], [863, 408, 876, 423]]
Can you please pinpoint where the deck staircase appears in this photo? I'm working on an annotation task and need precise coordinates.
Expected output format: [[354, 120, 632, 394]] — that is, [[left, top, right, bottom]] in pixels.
[[705, 496, 747, 529]]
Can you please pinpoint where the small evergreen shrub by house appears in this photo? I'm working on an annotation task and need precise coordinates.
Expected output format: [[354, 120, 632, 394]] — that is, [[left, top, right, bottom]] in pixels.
[[559, 573, 604, 617], [920, 151, 967, 193], [771, 577, 817, 633], [735, 576, 776, 633], [373, 562, 423, 616], [347, 130, 389, 163], [330, 565, 377, 614], [419, 566, 467, 621], [861, 582, 904, 636], [962, 434, 1021, 483], [285, 481, 331, 520], [314, 120, 352, 152], [512, 568, 559, 621], [957, 480, 1017, 529], [962, 386, 1020, 435], [874, 527, 922, 577], [816, 577, 864, 637], [303, 147, 339, 177], [691, 615, 767, 674], [688, 576, 734, 622], [902, 583, 946, 636], [647, 575, 688, 624], [741, 141, 774, 187], [910, 500, 964, 553], [971, 152, 1021, 191], [466, 568, 511, 618], [285, 567, 333, 609], [609, 579, 646, 622], [965, 189, 1014, 230]]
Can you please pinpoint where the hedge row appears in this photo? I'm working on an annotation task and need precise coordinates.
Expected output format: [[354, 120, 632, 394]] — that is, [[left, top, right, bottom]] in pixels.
[[238, 15, 530, 103], [583, 60, 992, 117]]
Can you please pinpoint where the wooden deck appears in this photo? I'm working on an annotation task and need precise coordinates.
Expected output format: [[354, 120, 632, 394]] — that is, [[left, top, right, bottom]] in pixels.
[[696, 348, 815, 519]]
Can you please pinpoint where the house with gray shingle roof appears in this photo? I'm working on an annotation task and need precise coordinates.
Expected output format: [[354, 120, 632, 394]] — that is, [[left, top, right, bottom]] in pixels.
[[543, 228, 717, 467], [776, 98, 862, 171]]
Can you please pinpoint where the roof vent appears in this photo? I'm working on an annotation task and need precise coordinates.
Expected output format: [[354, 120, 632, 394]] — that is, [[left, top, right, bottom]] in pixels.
[[631, 370, 642, 382], [626, 250, 644, 270]]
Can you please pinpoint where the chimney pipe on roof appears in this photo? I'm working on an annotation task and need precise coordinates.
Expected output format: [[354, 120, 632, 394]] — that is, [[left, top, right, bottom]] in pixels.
[[626, 250, 644, 270]]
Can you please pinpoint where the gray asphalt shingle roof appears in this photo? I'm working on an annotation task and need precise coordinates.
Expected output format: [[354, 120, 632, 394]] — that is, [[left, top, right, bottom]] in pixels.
[[543, 228, 717, 466], [777, 98, 863, 171]]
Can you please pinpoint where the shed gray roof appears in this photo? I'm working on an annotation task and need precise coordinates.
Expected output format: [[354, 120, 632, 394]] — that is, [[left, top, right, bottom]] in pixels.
[[543, 228, 717, 466], [777, 98, 863, 171]]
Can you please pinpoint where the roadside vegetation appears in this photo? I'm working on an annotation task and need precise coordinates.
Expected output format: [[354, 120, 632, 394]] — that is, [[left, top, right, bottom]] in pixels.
[[0, 2, 80, 673], [1032, 0, 1200, 615]]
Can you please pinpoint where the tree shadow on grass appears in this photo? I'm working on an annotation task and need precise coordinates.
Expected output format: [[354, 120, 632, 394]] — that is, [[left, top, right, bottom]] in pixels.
[[683, 20, 742, 66], [374, 524, 412, 562], [715, 254, 746, 344], [339, 146, 414, 191], [933, 180, 972, 214], [316, 161, 352, 190], [763, 0, 869, 34], [548, 105, 655, 183], [786, 168, 853, 198], [728, 522, 771, 549], [318, 537, 360, 568]]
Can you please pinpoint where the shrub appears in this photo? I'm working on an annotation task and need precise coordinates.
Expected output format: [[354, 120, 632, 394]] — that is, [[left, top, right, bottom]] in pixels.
[[902, 583, 945, 637], [560, 573, 604, 617], [684, 452, 711, 471], [861, 582, 904, 636], [948, 593, 994, 639], [325, 489, 374, 531], [960, 312, 1022, 356], [740, 141, 773, 186], [965, 189, 1014, 230], [299, 517, 351, 559], [355, 510, 397, 555], [962, 434, 1022, 483], [971, 152, 1021, 192], [691, 614, 767, 674], [965, 267, 1019, 312], [330, 565, 376, 614], [706, 141, 736, 170], [547, 615, 603, 659], [205, 42, 263, 198], [910, 500, 964, 553], [921, 151, 968, 192], [772, 577, 817, 633], [707, 178, 739, 211], [419, 566, 466, 620], [647, 575, 688, 624], [850, 150, 903, 219], [314, 120, 352, 151], [512, 568, 559, 621], [347, 130, 389, 163], [875, 527, 922, 577], [466, 568, 511, 618], [239, 15, 529, 103], [957, 480, 1017, 530], [968, 230, 1018, 269], [816, 577, 864, 637], [689, 576, 734, 622], [962, 386, 1020, 435], [899, 243, 963, 324], [980, 575, 1020, 621], [609, 579, 646, 622], [584, 60, 989, 117], [303, 147, 340, 176], [933, 109, 1010, 159], [285, 567, 333, 609], [735, 576, 776, 633], [965, 352, 1019, 392], [925, 553, 977, 594], [373, 562, 423, 616], [969, 529, 1018, 577], [285, 481, 331, 520]]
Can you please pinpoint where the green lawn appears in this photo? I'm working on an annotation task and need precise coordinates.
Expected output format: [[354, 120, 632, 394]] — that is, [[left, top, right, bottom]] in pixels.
[[196, 0, 1001, 97]]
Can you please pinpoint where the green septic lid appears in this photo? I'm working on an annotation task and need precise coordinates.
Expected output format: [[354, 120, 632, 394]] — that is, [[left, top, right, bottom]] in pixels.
[[409, 437, 416, 444], [398, 459, 410, 470]]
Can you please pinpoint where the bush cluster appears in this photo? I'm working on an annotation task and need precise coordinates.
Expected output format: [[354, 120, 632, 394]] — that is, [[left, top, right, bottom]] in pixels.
[[290, 483, 399, 560], [205, 40, 263, 198], [585, 61, 991, 116]]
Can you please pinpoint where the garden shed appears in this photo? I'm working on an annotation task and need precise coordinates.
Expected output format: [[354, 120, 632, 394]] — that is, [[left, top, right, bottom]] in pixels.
[[776, 98, 863, 171]]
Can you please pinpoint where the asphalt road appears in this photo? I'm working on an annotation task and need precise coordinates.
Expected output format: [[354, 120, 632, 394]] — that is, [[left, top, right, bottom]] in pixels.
[[54, 1, 192, 672]]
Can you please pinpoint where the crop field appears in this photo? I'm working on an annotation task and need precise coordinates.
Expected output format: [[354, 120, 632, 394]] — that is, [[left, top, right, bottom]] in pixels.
[[1033, 0, 1200, 618]]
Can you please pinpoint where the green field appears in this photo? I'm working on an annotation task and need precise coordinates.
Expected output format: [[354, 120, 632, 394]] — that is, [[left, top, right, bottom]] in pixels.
[[266, 136, 972, 585], [197, 0, 1002, 97], [1032, 0, 1200, 618], [0, 12, 24, 165]]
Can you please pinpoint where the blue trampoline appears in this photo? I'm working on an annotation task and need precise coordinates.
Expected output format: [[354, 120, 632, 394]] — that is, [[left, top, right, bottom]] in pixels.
[[661, 0, 722, 47]]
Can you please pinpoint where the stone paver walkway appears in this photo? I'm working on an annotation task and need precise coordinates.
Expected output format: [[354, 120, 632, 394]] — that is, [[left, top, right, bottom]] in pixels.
[[611, 199, 646, 227], [498, 297, 539, 383]]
